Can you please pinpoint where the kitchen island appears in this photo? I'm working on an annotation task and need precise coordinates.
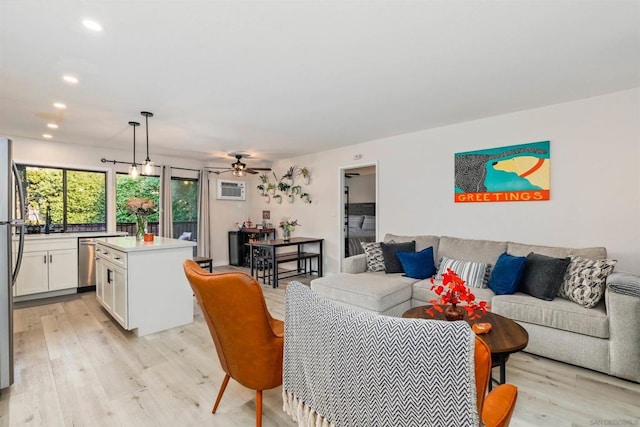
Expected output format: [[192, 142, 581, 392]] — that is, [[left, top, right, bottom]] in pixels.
[[95, 236, 196, 336]]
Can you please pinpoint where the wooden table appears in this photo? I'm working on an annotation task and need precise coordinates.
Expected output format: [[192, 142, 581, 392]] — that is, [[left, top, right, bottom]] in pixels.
[[248, 237, 324, 288], [403, 305, 528, 389]]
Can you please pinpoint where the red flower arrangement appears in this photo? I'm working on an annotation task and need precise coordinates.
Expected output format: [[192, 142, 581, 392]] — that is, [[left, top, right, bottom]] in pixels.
[[426, 268, 490, 320]]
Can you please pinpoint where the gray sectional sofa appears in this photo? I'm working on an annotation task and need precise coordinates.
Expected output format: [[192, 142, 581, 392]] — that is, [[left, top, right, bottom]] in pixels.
[[310, 234, 640, 383]]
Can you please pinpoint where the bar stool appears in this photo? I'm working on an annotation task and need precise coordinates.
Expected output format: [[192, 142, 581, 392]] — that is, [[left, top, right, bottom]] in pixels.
[[193, 256, 213, 273]]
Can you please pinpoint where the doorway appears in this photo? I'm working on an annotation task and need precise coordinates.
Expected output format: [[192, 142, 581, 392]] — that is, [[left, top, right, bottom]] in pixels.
[[340, 163, 377, 270]]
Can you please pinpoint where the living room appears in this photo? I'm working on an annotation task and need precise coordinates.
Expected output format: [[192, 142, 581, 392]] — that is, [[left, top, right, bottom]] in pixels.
[[1, 1, 639, 426]]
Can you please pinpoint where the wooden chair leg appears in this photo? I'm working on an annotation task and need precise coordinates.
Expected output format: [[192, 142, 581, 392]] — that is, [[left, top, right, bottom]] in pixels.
[[256, 390, 263, 427], [212, 374, 231, 414]]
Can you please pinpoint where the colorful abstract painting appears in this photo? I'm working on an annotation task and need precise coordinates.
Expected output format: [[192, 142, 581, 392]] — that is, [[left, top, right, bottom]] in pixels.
[[454, 141, 550, 203]]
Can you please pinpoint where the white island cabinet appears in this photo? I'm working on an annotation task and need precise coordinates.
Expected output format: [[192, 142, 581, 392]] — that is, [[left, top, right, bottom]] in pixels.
[[95, 236, 196, 336]]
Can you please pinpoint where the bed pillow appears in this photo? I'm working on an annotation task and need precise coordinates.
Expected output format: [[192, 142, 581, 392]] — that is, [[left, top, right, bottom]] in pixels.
[[362, 215, 376, 231], [396, 247, 436, 280], [347, 215, 364, 229], [518, 253, 571, 301], [558, 256, 617, 308], [435, 257, 491, 288], [380, 241, 416, 274], [488, 253, 527, 295], [361, 241, 385, 272]]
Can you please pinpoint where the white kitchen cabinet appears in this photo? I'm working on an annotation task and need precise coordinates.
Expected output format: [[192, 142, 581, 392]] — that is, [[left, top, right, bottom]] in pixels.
[[15, 238, 78, 296], [95, 236, 195, 336]]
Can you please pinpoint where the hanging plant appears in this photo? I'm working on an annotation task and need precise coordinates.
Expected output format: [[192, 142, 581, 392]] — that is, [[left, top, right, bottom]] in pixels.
[[282, 165, 296, 183], [298, 167, 310, 185], [278, 181, 291, 193]]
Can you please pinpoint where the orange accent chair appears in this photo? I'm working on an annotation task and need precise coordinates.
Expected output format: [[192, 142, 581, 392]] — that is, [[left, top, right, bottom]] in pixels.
[[475, 338, 519, 427], [183, 260, 284, 427]]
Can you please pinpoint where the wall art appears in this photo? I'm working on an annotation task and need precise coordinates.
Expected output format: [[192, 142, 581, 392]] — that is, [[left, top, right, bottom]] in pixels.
[[455, 140, 550, 203]]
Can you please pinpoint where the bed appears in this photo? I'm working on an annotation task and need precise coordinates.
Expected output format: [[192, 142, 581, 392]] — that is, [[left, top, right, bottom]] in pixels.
[[345, 203, 376, 257]]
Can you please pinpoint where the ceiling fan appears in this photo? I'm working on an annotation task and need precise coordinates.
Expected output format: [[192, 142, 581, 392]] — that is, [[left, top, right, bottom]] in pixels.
[[212, 154, 271, 176]]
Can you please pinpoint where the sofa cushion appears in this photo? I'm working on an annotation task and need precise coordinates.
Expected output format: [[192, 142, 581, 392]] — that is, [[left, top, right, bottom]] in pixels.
[[559, 256, 617, 308], [488, 253, 527, 295], [412, 279, 495, 305], [507, 242, 606, 260], [519, 253, 571, 301], [384, 234, 440, 253], [380, 241, 416, 274], [491, 293, 609, 339], [310, 272, 415, 313], [361, 242, 385, 272], [397, 247, 436, 280], [437, 236, 507, 272], [435, 256, 490, 288]]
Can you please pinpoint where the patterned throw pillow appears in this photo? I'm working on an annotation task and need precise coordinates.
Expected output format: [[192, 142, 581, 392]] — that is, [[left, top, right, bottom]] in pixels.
[[361, 242, 385, 272], [436, 256, 491, 288], [558, 256, 617, 308]]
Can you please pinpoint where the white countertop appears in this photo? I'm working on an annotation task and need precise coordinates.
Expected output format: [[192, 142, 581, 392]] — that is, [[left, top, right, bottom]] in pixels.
[[96, 236, 196, 252], [19, 231, 128, 241]]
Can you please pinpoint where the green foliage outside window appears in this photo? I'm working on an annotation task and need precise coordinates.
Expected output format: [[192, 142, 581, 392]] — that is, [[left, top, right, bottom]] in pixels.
[[115, 175, 160, 222]]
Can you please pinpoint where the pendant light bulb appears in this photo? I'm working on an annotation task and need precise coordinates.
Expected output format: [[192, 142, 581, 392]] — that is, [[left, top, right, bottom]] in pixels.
[[129, 121, 141, 179], [141, 111, 154, 175]]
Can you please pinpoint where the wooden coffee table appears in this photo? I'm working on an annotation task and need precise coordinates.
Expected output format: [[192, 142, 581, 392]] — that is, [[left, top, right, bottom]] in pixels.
[[403, 305, 528, 389]]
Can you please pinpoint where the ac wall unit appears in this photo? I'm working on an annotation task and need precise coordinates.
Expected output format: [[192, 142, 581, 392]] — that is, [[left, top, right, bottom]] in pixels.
[[217, 179, 246, 201]]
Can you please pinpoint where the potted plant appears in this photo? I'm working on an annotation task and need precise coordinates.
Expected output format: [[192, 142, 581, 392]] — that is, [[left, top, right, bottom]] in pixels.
[[277, 181, 291, 193], [282, 165, 296, 184], [298, 167, 310, 185], [290, 185, 302, 195], [267, 183, 276, 195], [273, 194, 282, 204], [300, 193, 311, 203]]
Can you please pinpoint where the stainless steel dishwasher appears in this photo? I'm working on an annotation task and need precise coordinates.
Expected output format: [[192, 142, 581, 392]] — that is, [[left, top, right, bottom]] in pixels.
[[78, 237, 103, 292]]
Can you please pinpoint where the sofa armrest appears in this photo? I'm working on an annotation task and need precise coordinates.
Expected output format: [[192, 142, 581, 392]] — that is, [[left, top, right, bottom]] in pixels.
[[606, 272, 640, 298], [605, 271, 640, 382], [343, 254, 367, 274]]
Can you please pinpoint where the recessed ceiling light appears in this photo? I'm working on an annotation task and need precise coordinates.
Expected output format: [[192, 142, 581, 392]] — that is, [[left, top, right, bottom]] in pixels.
[[63, 75, 78, 84], [53, 102, 67, 109], [47, 123, 59, 129], [42, 134, 53, 139], [82, 19, 103, 32]]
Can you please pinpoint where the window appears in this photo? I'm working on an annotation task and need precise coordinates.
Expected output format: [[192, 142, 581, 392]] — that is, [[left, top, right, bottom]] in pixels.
[[171, 178, 198, 239], [17, 165, 107, 232], [115, 173, 160, 235]]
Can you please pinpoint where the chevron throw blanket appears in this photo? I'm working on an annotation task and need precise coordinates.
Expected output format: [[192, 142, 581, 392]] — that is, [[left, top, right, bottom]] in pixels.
[[283, 282, 478, 427]]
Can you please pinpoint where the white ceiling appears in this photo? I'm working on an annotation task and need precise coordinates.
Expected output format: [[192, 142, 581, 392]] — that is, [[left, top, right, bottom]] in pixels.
[[1, 1, 638, 164]]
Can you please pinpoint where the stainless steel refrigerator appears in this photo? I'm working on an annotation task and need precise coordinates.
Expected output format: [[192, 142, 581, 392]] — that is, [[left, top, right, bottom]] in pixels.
[[0, 137, 25, 390]]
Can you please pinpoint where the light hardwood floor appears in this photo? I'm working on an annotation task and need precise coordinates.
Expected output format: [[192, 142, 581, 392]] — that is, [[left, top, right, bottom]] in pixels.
[[1, 266, 639, 426]]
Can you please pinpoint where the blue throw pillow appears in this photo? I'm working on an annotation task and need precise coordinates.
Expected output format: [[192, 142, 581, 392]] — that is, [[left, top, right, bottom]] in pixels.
[[488, 253, 527, 295], [396, 247, 436, 280]]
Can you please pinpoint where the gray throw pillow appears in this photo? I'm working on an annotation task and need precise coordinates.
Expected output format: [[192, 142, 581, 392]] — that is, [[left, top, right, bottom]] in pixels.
[[380, 241, 416, 274], [559, 256, 617, 308], [519, 252, 571, 301]]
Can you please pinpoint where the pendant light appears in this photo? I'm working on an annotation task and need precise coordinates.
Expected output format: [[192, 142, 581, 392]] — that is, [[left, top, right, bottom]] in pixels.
[[141, 111, 154, 175], [128, 121, 140, 178]]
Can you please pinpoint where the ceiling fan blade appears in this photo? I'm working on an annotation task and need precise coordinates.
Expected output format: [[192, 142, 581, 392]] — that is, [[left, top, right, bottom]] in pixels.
[[248, 167, 271, 171], [245, 169, 260, 175]]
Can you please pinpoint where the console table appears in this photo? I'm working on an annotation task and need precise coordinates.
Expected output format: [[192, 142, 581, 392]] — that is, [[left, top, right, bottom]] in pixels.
[[248, 237, 324, 288]]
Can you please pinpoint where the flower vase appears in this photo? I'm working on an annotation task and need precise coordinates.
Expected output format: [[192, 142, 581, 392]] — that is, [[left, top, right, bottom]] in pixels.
[[135, 216, 148, 241], [282, 228, 290, 242], [444, 303, 464, 321]]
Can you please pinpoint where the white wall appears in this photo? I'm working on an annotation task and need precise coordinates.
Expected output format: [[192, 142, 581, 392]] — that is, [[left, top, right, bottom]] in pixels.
[[250, 89, 640, 275], [346, 174, 375, 203]]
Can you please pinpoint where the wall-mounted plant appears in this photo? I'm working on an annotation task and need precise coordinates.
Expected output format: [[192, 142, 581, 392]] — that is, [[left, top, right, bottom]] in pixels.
[[287, 194, 295, 203], [257, 184, 266, 196], [282, 165, 296, 183], [273, 194, 282, 204], [300, 193, 311, 203], [290, 185, 302, 195], [277, 181, 291, 193], [263, 194, 270, 203], [297, 167, 310, 185], [259, 174, 269, 184], [267, 182, 276, 195]]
